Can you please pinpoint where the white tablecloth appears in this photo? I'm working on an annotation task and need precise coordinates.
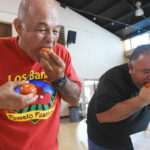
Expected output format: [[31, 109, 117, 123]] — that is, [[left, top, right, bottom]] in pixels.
[[130, 131, 150, 150]]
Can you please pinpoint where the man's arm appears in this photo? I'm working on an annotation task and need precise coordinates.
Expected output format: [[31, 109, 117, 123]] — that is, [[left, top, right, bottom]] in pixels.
[[54, 76, 81, 105], [40, 50, 81, 105], [96, 86, 150, 123]]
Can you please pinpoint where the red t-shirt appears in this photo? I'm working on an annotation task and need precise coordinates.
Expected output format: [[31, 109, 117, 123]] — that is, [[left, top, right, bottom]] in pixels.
[[0, 37, 82, 150]]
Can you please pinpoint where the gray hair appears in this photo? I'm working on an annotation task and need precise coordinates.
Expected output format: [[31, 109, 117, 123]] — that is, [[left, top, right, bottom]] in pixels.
[[17, 0, 57, 23], [17, 0, 29, 23], [129, 44, 150, 63]]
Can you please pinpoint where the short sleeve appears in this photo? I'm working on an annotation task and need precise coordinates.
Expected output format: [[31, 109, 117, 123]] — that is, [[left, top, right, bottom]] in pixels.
[[94, 78, 129, 113]]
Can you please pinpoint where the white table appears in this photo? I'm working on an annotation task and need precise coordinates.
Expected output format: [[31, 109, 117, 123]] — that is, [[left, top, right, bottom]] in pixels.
[[130, 131, 150, 150]]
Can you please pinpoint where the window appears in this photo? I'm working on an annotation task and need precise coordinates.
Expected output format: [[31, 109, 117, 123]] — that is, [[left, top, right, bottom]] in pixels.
[[124, 32, 150, 52], [0, 22, 12, 37], [131, 33, 150, 49], [124, 39, 131, 51], [84, 79, 99, 101], [79, 79, 99, 117]]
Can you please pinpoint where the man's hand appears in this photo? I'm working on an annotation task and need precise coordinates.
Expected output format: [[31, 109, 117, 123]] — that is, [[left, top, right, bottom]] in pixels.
[[0, 81, 38, 110], [138, 85, 150, 105], [96, 85, 150, 123], [39, 50, 81, 105], [40, 50, 65, 81]]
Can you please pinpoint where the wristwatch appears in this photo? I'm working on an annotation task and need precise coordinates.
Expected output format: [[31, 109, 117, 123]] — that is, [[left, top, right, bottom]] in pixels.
[[52, 75, 67, 87]]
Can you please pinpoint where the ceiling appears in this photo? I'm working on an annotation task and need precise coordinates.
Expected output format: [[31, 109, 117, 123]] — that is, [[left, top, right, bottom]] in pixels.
[[56, 0, 150, 40]]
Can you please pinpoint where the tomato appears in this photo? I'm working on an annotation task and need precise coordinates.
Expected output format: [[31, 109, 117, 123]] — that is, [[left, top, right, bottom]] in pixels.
[[41, 48, 51, 55], [145, 82, 150, 88], [20, 83, 37, 96]]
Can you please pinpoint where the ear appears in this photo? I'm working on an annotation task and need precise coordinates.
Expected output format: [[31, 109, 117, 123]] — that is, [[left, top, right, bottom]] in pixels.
[[13, 19, 23, 36], [128, 63, 133, 74]]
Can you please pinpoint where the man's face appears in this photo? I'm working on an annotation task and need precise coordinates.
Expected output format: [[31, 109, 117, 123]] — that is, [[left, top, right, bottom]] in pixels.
[[17, 3, 60, 62], [129, 53, 150, 89]]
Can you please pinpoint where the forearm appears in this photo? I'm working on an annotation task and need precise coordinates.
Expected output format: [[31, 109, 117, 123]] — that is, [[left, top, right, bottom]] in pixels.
[[54, 77, 81, 105], [96, 96, 147, 123]]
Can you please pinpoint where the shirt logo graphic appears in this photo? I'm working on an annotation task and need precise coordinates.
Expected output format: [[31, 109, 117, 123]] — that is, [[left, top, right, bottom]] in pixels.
[[6, 77, 57, 124]]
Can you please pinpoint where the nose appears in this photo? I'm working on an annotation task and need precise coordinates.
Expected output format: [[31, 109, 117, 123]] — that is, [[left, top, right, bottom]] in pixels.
[[45, 30, 55, 43]]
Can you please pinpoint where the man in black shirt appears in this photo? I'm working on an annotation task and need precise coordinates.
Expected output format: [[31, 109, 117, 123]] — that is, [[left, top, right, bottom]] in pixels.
[[87, 44, 150, 150]]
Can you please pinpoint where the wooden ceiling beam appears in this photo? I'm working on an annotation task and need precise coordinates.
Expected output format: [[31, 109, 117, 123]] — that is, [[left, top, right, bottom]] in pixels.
[[102, 1, 150, 28], [96, 0, 124, 16], [79, 0, 94, 10]]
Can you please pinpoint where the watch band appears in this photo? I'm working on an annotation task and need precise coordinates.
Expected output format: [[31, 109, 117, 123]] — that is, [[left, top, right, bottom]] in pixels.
[[52, 75, 67, 87]]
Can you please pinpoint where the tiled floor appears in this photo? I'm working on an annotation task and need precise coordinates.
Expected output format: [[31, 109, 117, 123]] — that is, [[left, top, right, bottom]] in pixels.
[[58, 118, 79, 150], [58, 118, 87, 150]]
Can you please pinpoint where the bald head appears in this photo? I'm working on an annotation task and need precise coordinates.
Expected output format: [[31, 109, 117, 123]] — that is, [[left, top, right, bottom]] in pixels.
[[14, 0, 60, 62], [17, 0, 58, 23], [129, 44, 150, 64]]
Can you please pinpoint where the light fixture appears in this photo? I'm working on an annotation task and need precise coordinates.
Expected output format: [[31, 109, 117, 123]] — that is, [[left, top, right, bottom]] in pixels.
[[93, 17, 96, 21], [111, 22, 114, 26], [135, 1, 144, 16]]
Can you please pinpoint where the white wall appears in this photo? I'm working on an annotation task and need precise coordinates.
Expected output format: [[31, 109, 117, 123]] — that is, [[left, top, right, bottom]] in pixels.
[[0, 0, 124, 116], [0, 0, 20, 36], [57, 4, 123, 79]]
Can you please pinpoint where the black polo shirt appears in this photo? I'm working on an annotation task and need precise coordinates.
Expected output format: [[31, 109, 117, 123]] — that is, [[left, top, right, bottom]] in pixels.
[[87, 63, 150, 150]]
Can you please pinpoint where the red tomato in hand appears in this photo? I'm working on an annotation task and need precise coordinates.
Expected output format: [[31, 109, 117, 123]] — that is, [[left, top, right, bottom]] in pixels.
[[20, 83, 37, 96], [145, 82, 150, 88], [41, 48, 51, 55]]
